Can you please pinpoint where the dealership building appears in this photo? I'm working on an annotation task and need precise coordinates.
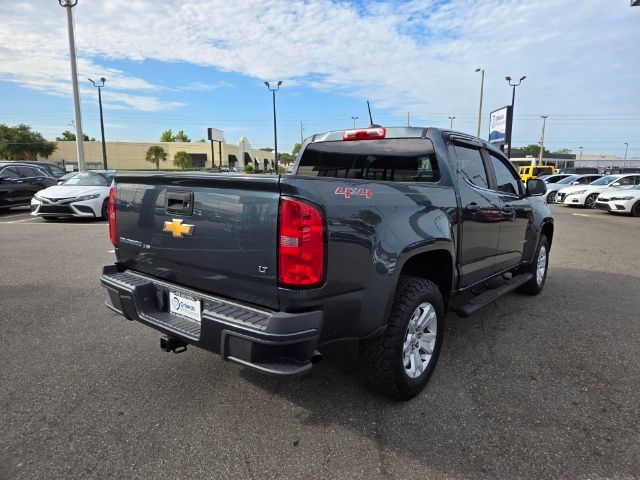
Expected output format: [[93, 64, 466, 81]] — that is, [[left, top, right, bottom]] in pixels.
[[47, 136, 275, 171]]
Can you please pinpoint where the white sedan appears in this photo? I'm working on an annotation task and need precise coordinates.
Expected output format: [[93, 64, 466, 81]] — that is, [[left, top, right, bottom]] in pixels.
[[595, 185, 640, 216], [31, 171, 114, 220], [556, 174, 640, 208]]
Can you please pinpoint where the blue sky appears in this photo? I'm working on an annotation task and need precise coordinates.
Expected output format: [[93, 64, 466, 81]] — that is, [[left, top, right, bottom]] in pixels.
[[1, 0, 639, 158]]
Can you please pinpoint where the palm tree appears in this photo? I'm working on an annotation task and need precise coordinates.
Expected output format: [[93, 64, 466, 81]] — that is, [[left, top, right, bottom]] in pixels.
[[173, 150, 192, 170], [145, 145, 167, 170]]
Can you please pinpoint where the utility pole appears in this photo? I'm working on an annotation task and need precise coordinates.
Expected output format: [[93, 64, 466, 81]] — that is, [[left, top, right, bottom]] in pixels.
[[88, 78, 107, 169], [59, 0, 86, 171], [407, 112, 410, 127], [475, 68, 484, 137], [448, 116, 455, 129], [300, 121, 304, 144], [579, 146, 583, 163], [537, 115, 548, 167], [351, 116, 358, 129]]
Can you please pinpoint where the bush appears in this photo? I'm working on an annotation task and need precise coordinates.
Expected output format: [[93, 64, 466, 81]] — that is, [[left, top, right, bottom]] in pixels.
[[244, 164, 254, 174]]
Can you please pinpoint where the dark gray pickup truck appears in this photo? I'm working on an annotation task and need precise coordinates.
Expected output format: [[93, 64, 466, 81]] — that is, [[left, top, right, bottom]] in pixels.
[[101, 126, 553, 399]]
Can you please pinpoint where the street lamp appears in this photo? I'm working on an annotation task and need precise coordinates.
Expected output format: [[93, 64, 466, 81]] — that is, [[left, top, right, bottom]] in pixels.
[[448, 116, 455, 129], [88, 77, 108, 170], [624, 142, 629, 167], [537, 115, 548, 167], [579, 146, 583, 163], [475, 68, 485, 138], [58, 0, 86, 171], [264, 80, 282, 173], [505, 75, 526, 159], [351, 116, 358, 129]]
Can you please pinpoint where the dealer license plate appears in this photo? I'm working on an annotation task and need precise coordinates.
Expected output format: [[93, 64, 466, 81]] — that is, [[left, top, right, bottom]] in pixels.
[[169, 291, 202, 322]]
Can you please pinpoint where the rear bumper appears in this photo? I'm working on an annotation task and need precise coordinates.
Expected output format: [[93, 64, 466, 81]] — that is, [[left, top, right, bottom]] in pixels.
[[101, 264, 322, 376]]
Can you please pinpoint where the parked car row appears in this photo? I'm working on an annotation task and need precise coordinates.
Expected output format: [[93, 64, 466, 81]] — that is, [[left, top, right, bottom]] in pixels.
[[543, 173, 640, 216], [0, 162, 58, 210]]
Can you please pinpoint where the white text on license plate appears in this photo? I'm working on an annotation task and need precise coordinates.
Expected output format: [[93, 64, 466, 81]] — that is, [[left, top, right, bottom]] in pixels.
[[169, 292, 201, 322]]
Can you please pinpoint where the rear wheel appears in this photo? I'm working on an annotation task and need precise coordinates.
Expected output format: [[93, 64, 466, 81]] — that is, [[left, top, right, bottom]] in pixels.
[[517, 235, 549, 295], [359, 275, 444, 400], [584, 193, 598, 208], [546, 191, 556, 203], [632, 200, 640, 217]]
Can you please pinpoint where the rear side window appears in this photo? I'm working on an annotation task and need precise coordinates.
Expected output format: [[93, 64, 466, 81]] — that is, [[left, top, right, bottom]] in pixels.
[[488, 152, 520, 195], [454, 146, 489, 189], [297, 139, 440, 182]]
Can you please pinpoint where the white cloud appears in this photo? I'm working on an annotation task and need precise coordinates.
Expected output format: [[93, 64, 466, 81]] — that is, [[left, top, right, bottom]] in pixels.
[[0, 0, 638, 148]]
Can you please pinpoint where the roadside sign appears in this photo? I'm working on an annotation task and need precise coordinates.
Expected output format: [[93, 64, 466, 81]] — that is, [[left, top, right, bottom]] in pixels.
[[488, 106, 512, 146], [207, 128, 224, 143]]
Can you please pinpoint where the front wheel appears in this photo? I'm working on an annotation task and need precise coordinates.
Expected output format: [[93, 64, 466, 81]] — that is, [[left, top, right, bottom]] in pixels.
[[632, 200, 640, 217], [517, 235, 549, 295], [359, 276, 444, 400], [584, 193, 598, 208]]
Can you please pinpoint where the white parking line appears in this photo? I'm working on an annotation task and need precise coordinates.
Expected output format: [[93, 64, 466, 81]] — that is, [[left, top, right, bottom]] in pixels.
[[5, 217, 39, 224], [572, 213, 597, 217]]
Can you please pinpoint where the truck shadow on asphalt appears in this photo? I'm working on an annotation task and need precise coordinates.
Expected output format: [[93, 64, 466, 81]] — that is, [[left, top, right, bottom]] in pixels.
[[233, 266, 640, 479]]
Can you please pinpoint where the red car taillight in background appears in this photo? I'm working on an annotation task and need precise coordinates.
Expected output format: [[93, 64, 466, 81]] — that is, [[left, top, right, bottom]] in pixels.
[[278, 197, 325, 287], [108, 185, 117, 246]]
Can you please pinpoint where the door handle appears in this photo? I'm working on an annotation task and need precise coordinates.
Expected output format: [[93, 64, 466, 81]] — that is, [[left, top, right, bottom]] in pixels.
[[466, 203, 480, 212], [165, 190, 194, 215], [501, 205, 514, 214]]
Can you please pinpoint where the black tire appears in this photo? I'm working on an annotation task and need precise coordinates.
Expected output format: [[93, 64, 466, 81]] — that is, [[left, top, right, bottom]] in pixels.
[[100, 199, 108, 220], [517, 235, 549, 295], [359, 275, 445, 400], [546, 191, 556, 203], [584, 193, 598, 208], [632, 200, 640, 217]]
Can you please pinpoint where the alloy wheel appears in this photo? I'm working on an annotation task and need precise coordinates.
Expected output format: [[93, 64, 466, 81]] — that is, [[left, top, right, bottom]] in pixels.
[[402, 302, 437, 379]]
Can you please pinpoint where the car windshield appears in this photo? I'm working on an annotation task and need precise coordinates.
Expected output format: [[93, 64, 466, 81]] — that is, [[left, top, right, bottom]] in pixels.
[[558, 175, 580, 184], [62, 172, 112, 186], [589, 175, 619, 186]]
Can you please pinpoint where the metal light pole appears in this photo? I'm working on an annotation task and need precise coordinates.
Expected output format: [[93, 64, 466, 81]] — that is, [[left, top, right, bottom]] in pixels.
[[351, 116, 358, 129], [537, 115, 548, 167], [505, 75, 526, 159], [448, 116, 455, 129], [264, 81, 282, 174], [88, 77, 107, 169], [300, 121, 304, 144], [59, 0, 86, 171], [624, 142, 629, 167], [578, 146, 583, 163], [475, 68, 484, 137]]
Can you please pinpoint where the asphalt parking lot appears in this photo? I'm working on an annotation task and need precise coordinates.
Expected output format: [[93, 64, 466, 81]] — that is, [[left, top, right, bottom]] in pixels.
[[1, 205, 639, 480]]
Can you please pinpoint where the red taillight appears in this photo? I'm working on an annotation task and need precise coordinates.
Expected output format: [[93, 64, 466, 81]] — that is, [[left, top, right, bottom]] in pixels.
[[278, 198, 325, 287], [108, 185, 117, 247], [342, 127, 386, 141]]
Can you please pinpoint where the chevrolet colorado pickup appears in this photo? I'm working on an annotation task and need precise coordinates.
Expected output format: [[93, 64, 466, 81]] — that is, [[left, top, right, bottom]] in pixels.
[[101, 126, 553, 400]]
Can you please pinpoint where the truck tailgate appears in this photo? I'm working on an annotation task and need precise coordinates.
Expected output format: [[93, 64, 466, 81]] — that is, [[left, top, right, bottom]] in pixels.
[[113, 173, 280, 309]]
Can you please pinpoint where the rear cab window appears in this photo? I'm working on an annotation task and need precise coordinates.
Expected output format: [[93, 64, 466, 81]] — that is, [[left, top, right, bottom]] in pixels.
[[297, 139, 440, 182]]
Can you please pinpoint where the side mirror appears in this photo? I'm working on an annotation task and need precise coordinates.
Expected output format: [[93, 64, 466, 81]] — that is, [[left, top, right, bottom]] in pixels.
[[526, 178, 547, 196], [572, 181, 579, 185], [611, 182, 621, 187]]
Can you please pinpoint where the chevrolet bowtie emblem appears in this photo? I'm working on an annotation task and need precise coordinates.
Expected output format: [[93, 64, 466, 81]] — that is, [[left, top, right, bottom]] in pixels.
[[163, 219, 195, 238]]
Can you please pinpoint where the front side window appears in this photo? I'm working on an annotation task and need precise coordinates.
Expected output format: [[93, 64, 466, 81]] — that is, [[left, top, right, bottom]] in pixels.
[[488, 153, 520, 195], [454, 146, 488, 189]]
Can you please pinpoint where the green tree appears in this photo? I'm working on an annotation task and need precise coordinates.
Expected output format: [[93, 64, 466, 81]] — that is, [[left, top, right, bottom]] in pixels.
[[279, 153, 295, 166], [196, 138, 206, 143], [291, 143, 302, 156], [173, 150, 192, 170], [160, 129, 174, 142], [520, 144, 551, 157], [244, 163, 254, 173], [0, 124, 56, 160], [259, 147, 274, 152], [173, 130, 191, 142], [56, 130, 94, 141], [145, 145, 168, 170], [553, 148, 572, 155]]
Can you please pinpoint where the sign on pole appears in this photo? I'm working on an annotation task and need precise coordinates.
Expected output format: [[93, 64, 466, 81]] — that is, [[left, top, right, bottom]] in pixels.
[[488, 106, 512, 146], [207, 128, 225, 143]]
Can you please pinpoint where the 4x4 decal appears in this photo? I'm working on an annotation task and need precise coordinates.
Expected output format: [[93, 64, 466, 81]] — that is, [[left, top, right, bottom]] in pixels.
[[334, 187, 373, 199]]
